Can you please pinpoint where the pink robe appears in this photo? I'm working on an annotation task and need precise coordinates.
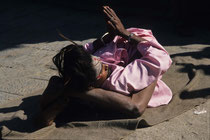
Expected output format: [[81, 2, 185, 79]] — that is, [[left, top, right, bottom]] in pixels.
[[84, 28, 172, 107]]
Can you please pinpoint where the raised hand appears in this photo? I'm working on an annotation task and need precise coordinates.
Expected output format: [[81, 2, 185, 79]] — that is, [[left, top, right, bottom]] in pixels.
[[103, 6, 127, 37]]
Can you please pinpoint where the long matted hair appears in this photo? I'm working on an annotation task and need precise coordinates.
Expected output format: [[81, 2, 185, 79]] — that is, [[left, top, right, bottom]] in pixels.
[[52, 44, 96, 92]]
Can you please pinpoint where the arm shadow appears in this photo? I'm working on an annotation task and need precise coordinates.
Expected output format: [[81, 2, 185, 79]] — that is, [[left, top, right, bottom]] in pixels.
[[171, 47, 210, 76], [180, 88, 210, 100], [171, 47, 210, 60], [170, 47, 210, 99]]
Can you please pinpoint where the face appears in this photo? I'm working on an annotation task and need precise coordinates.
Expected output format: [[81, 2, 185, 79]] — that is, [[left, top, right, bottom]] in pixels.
[[91, 55, 102, 78], [91, 55, 109, 87], [94, 63, 109, 87]]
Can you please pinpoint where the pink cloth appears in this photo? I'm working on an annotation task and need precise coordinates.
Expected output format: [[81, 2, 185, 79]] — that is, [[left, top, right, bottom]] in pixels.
[[84, 28, 172, 107]]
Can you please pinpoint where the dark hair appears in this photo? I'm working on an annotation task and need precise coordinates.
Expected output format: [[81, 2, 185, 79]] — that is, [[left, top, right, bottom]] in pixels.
[[52, 44, 96, 92]]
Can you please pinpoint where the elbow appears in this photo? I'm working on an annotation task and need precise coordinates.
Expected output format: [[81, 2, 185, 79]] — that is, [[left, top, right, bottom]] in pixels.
[[130, 103, 147, 118]]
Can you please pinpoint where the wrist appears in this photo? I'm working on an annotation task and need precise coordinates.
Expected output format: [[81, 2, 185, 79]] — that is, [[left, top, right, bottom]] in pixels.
[[120, 30, 131, 39]]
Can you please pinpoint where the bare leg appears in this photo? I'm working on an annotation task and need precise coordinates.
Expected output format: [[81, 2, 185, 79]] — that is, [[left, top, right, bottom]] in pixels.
[[35, 76, 68, 127], [40, 76, 64, 110], [36, 96, 69, 126]]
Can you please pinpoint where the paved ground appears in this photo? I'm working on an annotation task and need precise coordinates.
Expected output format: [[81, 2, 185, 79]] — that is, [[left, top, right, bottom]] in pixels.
[[0, 1, 210, 139]]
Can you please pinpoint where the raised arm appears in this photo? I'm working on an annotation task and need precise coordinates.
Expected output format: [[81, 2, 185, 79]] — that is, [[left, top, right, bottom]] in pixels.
[[102, 6, 146, 44], [91, 6, 117, 53], [86, 6, 146, 54]]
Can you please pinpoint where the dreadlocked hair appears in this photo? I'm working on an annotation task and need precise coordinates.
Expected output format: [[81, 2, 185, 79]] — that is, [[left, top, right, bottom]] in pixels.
[[52, 44, 96, 92]]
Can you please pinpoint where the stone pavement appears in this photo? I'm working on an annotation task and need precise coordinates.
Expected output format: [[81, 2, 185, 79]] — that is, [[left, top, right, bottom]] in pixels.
[[0, 38, 96, 105], [0, 1, 210, 139], [0, 41, 63, 104]]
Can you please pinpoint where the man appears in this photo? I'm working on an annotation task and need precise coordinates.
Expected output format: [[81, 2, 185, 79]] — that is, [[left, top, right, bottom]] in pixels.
[[38, 6, 172, 126]]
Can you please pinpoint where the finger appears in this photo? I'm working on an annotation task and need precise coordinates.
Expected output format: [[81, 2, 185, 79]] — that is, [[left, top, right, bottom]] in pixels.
[[107, 21, 116, 29], [107, 21, 116, 30], [103, 12, 109, 22], [103, 8, 118, 24], [103, 6, 115, 18], [103, 9, 117, 22], [107, 6, 118, 18], [103, 9, 113, 20], [105, 6, 112, 14], [109, 16, 118, 24]]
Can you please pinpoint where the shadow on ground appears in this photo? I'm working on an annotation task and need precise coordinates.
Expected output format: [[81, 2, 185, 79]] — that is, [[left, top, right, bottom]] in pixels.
[[0, 95, 42, 133], [171, 47, 210, 76], [170, 47, 210, 99], [0, 93, 129, 133], [0, 0, 210, 51]]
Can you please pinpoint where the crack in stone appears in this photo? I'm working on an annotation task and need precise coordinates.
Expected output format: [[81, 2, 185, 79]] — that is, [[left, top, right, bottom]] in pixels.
[[0, 90, 23, 96], [28, 77, 49, 81]]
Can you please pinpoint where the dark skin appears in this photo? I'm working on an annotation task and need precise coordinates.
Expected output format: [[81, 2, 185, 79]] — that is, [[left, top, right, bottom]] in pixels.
[[37, 6, 157, 126], [93, 6, 146, 52]]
